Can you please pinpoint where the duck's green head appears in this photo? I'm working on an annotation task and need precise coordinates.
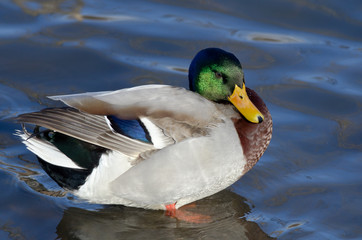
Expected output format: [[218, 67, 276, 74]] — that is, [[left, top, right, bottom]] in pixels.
[[189, 48, 264, 123]]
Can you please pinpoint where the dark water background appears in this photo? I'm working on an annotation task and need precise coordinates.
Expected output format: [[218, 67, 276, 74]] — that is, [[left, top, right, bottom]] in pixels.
[[1, 0, 361, 239]]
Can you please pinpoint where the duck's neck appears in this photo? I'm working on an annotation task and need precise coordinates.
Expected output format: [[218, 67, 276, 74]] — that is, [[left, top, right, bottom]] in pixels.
[[232, 88, 273, 174]]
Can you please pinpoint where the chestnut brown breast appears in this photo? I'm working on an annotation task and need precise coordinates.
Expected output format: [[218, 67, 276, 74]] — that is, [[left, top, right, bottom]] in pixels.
[[232, 88, 273, 174]]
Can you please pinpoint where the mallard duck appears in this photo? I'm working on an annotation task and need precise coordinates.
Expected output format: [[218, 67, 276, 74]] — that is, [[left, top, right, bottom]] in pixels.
[[16, 48, 272, 211]]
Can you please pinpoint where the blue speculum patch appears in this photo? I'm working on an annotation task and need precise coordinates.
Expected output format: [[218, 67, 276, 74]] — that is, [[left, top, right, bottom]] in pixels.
[[107, 116, 152, 143]]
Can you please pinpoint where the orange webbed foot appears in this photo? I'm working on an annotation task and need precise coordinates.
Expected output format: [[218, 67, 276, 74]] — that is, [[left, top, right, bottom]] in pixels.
[[164, 203, 212, 224]]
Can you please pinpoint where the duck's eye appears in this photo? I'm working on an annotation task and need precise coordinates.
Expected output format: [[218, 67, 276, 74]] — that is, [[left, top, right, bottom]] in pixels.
[[215, 72, 223, 79]]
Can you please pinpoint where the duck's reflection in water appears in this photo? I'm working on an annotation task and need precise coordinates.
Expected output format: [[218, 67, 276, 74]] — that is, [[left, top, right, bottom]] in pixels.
[[57, 190, 274, 239]]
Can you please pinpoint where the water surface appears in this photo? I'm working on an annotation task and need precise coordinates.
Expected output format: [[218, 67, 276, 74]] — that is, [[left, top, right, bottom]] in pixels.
[[0, 0, 361, 239]]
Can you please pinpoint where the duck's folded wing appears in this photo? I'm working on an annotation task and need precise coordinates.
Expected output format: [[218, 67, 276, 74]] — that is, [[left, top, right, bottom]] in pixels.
[[49, 85, 219, 127], [15, 108, 155, 158], [17, 85, 221, 160]]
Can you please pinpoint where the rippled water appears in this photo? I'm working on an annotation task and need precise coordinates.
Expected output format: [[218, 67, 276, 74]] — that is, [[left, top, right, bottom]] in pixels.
[[1, 0, 361, 239]]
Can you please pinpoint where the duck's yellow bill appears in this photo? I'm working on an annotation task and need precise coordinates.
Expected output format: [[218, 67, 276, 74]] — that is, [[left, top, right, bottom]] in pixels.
[[228, 84, 264, 124]]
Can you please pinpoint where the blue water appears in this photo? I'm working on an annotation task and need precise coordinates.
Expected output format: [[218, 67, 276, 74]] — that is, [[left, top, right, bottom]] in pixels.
[[1, 0, 361, 239]]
